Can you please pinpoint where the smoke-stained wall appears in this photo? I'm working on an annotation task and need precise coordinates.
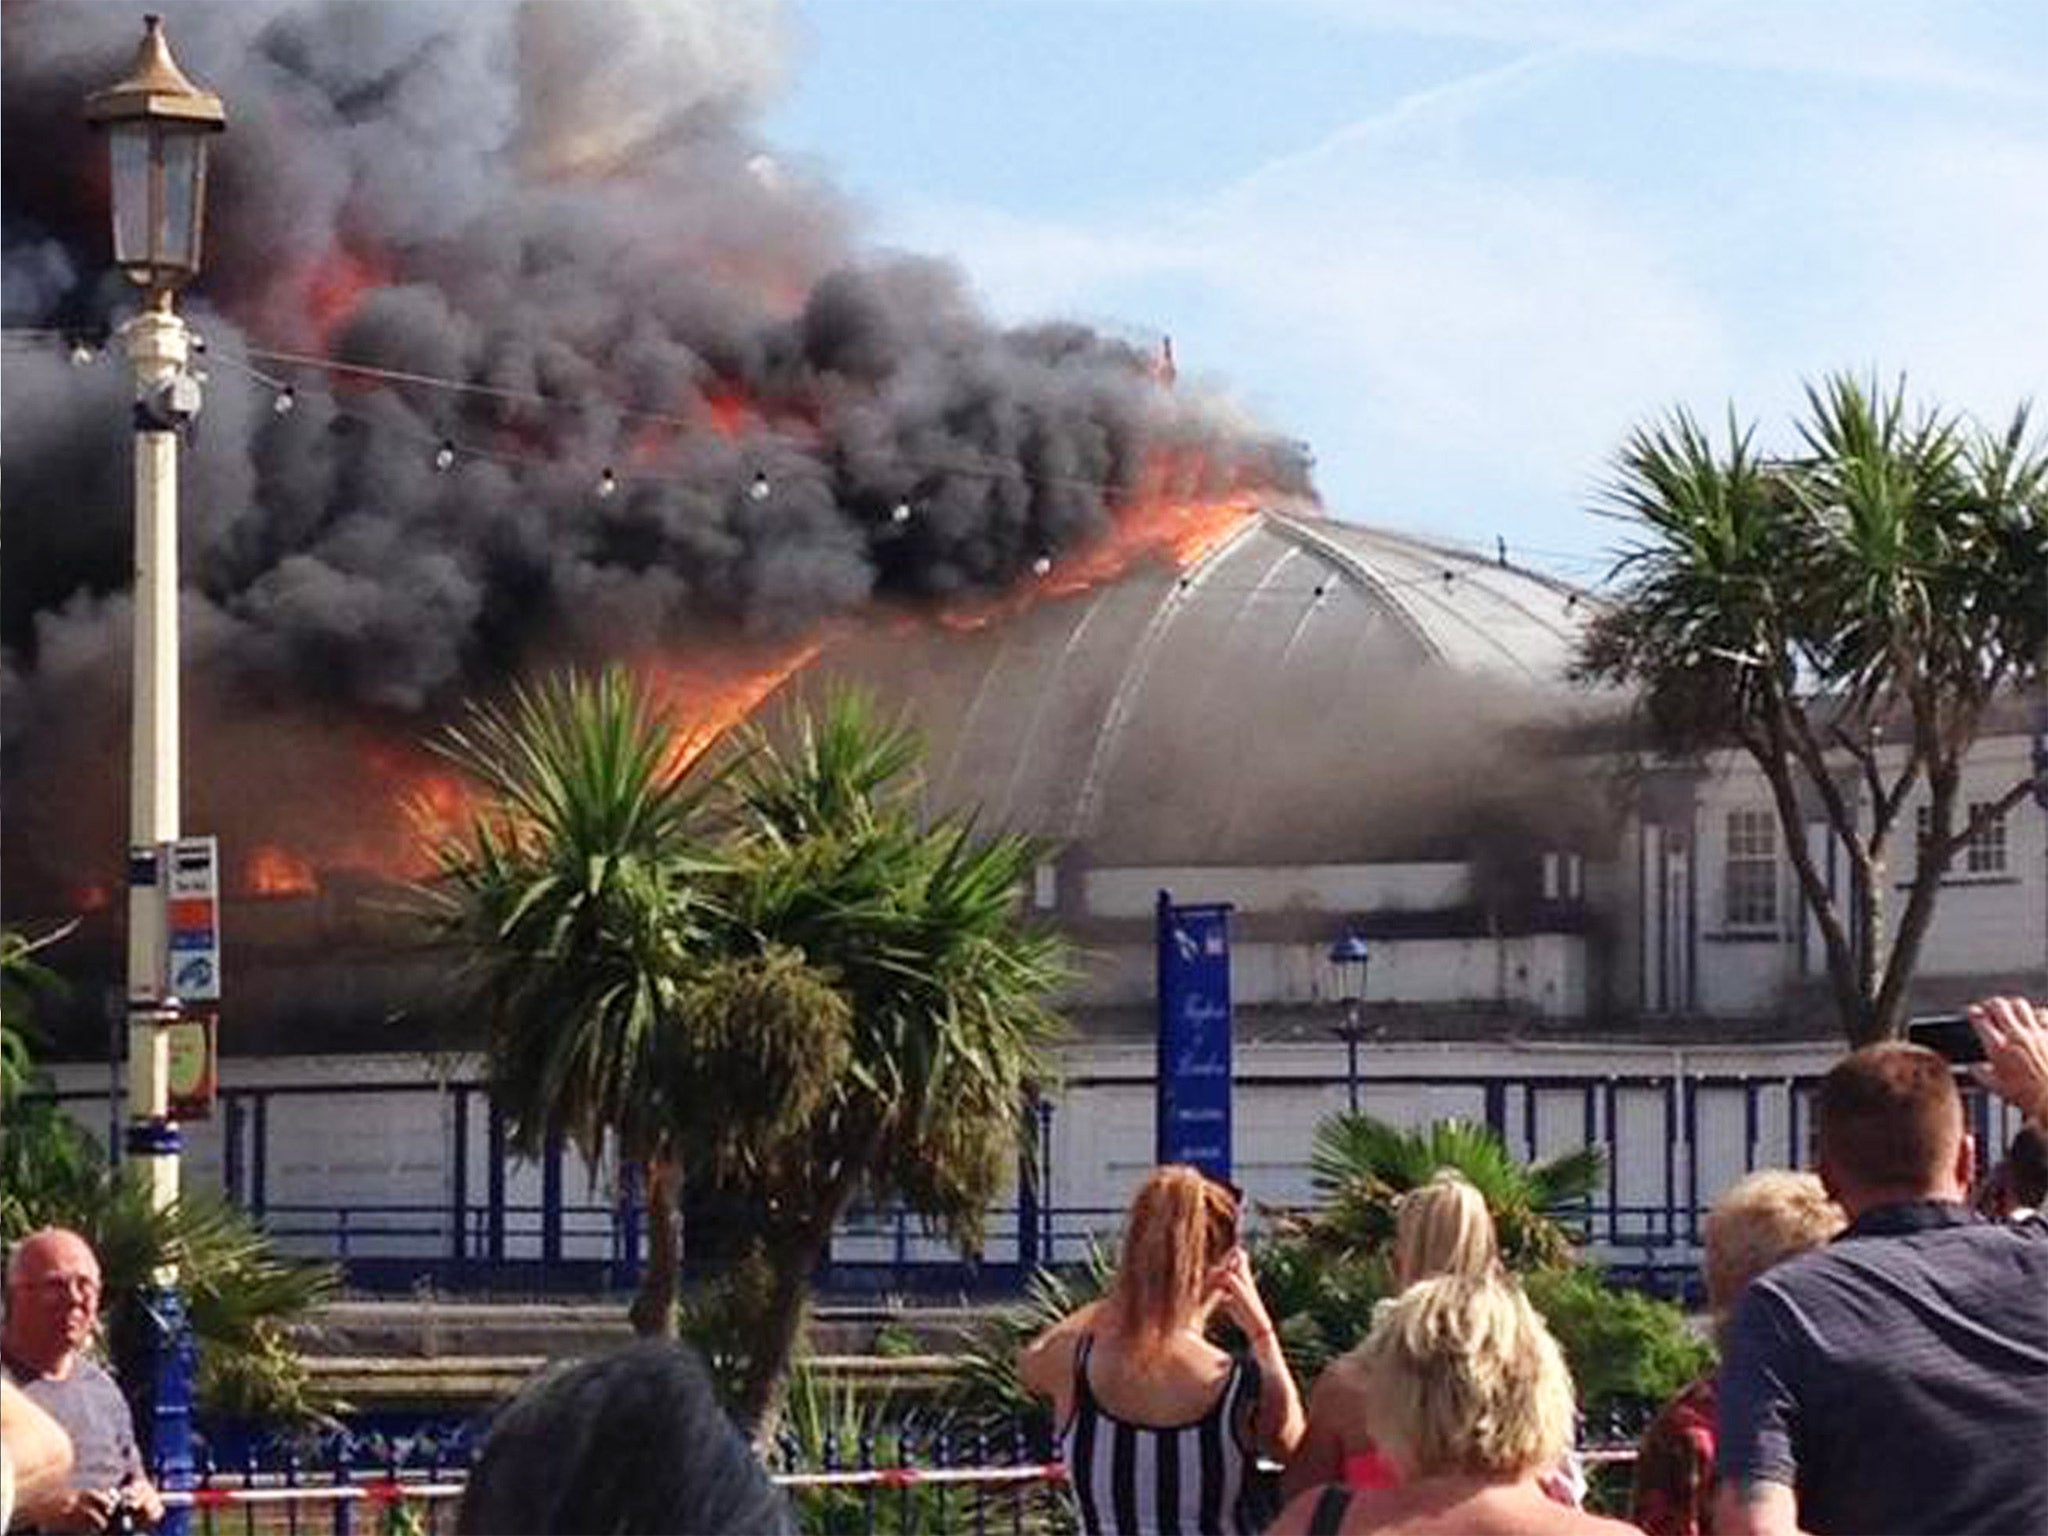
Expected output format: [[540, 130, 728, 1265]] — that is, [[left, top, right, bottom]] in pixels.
[[1, 0, 1309, 908]]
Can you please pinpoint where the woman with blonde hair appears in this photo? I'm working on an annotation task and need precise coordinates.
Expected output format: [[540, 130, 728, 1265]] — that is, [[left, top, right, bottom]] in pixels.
[[1630, 1170, 1844, 1536], [1281, 1170, 1500, 1500], [1019, 1165, 1304, 1534], [1268, 1274, 1641, 1536]]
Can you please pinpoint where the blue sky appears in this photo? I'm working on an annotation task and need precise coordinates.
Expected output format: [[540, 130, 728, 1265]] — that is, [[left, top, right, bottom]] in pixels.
[[760, 1, 2048, 581]]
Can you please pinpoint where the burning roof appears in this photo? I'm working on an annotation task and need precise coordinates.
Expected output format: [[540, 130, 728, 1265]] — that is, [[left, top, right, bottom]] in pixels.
[[1, 0, 1309, 913], [764, 507, 1598, 867]]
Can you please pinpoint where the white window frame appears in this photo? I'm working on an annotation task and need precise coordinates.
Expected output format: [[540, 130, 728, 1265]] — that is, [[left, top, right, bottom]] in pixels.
[[1722, 808, 1779, 930], [1915, 802, 2008, 878]]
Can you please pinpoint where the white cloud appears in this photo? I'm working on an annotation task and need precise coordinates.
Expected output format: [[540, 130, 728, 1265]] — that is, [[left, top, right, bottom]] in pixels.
[[885, 136, 1725, 553], [1282, 0, 2037, 99], [1797, 123, 2048, 420], [863, 2, 2046, 560]]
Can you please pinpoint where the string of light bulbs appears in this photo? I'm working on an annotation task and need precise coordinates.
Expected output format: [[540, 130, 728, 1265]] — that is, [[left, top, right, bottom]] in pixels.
[[222, 337, 1243, 506], [5, 325, 1598, 592], [9, 325, 1294, 579]]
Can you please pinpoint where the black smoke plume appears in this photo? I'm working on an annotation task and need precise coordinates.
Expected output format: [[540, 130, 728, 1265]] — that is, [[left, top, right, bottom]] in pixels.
[[2, 0, 1311, 908]]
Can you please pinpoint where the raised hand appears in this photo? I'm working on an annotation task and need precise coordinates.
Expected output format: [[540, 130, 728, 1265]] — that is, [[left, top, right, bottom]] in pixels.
[[1208, 1246, 1278, 1345], [1969, 997, 2048, 1126]]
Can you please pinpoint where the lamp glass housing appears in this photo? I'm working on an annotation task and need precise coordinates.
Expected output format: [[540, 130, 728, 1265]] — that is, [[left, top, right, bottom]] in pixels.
[[1327, 933, 1370, 1007], [106, 116, 211, 289], [1334, 965, 1364, 1008]]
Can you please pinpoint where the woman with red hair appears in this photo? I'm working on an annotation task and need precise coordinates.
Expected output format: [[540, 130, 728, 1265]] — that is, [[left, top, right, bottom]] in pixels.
[[1019, 1165, 1305, 1534]]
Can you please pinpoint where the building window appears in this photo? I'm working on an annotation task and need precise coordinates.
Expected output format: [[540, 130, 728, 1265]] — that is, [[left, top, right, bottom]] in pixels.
[[1917, 802, 2007, 876], [1033, 860, 1059, 909], [1723, 809, 1778, 929]]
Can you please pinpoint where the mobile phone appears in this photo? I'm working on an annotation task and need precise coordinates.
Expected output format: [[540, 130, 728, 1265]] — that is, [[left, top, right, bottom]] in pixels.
[[1905, 1013, 1985, 1065]]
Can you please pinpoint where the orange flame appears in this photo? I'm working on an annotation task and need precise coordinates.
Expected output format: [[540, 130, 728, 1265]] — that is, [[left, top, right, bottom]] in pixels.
[[245, 844, 318, 898], [936, 471, 1261, 633], [305, 246, 394, 349], [641, 638, 829, 774], [194, 460, 1268, 893], [356, 740, 478, 868], [700, 386, 752, 440]]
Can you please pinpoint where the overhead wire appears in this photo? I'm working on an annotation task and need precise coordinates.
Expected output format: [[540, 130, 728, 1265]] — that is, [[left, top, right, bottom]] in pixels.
[[5, 326, 1601, 597], [23, 324, 1297, 534]]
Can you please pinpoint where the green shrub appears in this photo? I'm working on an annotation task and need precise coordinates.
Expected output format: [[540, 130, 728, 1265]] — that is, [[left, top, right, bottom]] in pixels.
[[1523, 1265, 1712, 1419]]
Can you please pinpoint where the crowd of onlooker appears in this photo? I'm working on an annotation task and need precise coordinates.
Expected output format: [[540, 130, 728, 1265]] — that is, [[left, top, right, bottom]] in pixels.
[[3, 996, 2044, 1534], [1014, 993, 2048, 1536]]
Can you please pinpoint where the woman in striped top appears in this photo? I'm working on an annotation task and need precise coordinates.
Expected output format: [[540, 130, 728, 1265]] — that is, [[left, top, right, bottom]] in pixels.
[[1019, 1166, 1305, 1534]]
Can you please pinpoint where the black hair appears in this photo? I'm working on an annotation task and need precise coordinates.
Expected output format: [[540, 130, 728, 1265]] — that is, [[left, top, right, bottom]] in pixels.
[[456, 1340, 795, 1535]]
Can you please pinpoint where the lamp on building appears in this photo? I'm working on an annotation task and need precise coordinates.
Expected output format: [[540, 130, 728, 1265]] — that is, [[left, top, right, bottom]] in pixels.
[[86, 15, 224, 1516], [1327, 931, 1372, 1114]]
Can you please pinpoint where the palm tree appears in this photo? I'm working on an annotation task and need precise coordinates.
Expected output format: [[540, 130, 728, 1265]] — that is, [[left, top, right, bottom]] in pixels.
[[1254, 1115, 1660, 1413], [1305, 1114, 1604, 1272], [416, 668, 722, 1336], [420, 677, 1068, 1413], [697, 691, 1071, 1433], [1578, 375, 2048, 1044]]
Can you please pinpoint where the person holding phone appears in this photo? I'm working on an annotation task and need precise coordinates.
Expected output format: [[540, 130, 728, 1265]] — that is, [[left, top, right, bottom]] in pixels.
[[1019, 1165, 1305, 1535], [1714, 996, 2048, 1536]]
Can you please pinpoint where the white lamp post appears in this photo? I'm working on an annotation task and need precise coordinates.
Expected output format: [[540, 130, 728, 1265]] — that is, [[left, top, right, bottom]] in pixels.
[[85, 14, 223, 1504], [86, 11, 222, 1209]]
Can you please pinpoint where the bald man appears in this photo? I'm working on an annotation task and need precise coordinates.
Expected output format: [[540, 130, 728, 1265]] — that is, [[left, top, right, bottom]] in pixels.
[[1, 1229, 162, 1532]]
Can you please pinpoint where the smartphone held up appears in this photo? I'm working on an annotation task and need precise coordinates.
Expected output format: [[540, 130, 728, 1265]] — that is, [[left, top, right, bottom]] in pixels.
[[1906, 1013, 1986, 1066]]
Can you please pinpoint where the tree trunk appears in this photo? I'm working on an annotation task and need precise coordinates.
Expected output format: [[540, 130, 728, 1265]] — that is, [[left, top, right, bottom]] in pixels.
[[1747, 727, 1872, 1046], [628, 1154, 682, 1338], [733, 1211, 839, 1441]]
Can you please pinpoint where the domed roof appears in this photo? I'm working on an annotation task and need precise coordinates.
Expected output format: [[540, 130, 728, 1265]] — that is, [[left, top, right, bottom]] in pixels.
[[783, 505, 1594, 866]]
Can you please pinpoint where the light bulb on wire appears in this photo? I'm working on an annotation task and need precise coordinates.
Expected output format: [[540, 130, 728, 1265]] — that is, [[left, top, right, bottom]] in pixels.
[[1031, 553, 1053, 577], [890, 501, 913, 524], [748, 470, 772, 502], [596, 466, 618, 500], [434, 439, 457, 472], [271, 385, 296, 417], [68, 339, 96, 367]]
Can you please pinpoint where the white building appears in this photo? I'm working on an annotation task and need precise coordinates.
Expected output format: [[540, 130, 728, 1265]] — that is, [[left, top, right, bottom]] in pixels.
[[1626, 731, 2048, 1021]]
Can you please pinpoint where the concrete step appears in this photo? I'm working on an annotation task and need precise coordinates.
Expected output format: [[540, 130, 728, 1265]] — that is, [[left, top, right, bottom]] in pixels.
[[292, 1298, 1005, 1373], [306, 1352, 969, 1407]]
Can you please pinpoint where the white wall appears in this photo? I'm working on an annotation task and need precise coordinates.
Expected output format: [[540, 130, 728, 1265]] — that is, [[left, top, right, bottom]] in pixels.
[[46, 1053, 617, 1263], [1070, 934, 1586, 1017], [1672, 733, 2048, 1017], [1082, 864, 1469, 918]]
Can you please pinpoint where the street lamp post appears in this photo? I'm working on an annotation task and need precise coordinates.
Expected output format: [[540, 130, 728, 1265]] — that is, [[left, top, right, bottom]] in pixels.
[[1327, 932, 1371, 1114], [86, 15, 224, 1511]]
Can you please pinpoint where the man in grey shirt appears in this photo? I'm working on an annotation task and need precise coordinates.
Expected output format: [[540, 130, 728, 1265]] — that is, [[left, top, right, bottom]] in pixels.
[[1715, 996, 2048, 1536], [1, 1228, 163, 1532]]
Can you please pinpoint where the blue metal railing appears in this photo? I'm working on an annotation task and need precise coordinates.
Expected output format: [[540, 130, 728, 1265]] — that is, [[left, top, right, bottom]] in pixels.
[[34, 1066, 2026, 1298]]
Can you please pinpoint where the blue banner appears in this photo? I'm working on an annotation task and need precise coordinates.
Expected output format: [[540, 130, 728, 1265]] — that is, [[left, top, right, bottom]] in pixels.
[[1156, 893, 1234, 1179]]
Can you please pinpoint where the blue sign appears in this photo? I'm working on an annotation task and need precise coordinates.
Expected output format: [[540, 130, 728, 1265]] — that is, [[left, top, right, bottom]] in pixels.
[[1156, 893, 1234, 1179]]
